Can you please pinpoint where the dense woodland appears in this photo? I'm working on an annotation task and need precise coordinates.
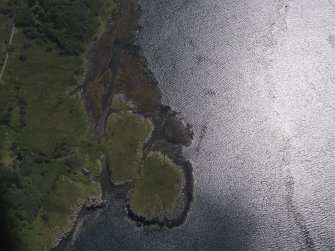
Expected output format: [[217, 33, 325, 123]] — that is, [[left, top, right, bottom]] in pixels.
[[1, 0, 107, 54]]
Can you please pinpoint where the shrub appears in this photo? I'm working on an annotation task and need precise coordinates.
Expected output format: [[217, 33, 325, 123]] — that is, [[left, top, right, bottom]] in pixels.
[[41, 211, 49, 223], [19, 53, 27, 62]]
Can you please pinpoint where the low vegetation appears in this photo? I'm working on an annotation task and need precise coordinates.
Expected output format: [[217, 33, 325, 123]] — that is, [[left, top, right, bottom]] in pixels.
[[0, 0, 116, 250], [103, 111, 152, 184], [111, 95, 132, 112]]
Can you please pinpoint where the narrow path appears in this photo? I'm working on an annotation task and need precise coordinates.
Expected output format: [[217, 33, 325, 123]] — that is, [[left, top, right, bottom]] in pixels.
[[0, 24, 15, 81]]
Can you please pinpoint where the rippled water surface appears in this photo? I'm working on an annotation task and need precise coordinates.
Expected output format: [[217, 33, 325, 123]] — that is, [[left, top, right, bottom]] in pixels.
[[73, 0, 335, 250]]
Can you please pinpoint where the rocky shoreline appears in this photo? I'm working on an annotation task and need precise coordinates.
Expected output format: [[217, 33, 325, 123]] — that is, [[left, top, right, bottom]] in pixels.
[[54, 0, 194, 249], [81, 0, 194, 227]]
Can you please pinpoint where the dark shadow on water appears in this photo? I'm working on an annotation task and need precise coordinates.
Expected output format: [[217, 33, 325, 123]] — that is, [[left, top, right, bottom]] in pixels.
[[68, 191, 257, 251]]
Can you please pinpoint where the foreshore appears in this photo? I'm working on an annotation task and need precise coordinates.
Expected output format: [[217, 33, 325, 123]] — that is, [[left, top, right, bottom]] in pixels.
[[54, 0, 194, 248]]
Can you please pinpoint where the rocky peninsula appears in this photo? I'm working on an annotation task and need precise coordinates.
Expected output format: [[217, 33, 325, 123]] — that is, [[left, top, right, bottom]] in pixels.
[[82, 0, 194, 227]]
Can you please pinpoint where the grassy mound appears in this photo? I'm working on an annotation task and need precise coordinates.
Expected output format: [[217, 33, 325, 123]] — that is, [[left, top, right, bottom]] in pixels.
[[104, 112, 152, 184], [128, 155, 182, 220]]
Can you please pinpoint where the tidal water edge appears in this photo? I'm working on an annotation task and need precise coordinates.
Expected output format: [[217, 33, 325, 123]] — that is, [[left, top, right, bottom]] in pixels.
[[70, 0, 335, 250]]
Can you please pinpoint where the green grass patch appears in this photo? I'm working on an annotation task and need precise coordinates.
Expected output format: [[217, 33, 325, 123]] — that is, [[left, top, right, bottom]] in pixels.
[[111, 95, 131, 112], [128, 155, 183, 220], [103, 111, 152, 184]]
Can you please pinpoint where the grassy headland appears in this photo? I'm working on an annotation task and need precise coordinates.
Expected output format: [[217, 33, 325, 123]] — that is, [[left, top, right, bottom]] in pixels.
[[128, 154, 183, 220]]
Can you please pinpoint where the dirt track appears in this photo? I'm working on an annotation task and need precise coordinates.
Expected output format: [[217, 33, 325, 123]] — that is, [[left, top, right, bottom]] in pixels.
[[0, 24, 15, 81]]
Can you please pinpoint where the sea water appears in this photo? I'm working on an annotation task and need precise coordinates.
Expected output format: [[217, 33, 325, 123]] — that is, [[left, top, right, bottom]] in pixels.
[[73, 1, 335, 250]]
